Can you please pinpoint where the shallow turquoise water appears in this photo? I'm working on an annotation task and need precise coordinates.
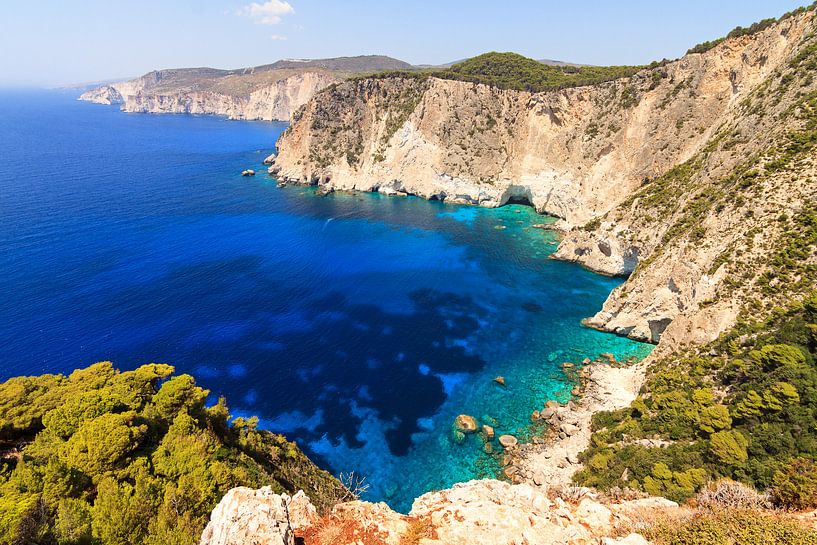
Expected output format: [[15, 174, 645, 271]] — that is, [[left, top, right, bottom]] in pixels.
[[0, 90, 651, 512]]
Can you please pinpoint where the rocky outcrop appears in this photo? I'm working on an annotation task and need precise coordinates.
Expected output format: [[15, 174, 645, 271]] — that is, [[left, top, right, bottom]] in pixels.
[[274, 10, 817, 348], [80, 71, 339, 121], [199, 487, 318, 545], [200, 481, 680, 545]]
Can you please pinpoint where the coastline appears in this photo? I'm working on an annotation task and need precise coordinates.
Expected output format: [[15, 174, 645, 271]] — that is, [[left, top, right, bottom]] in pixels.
[[505, 357, 651, 489]]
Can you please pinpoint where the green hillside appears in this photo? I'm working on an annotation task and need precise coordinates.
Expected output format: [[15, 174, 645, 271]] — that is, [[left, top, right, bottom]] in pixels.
[[0, 363, 347, 545]]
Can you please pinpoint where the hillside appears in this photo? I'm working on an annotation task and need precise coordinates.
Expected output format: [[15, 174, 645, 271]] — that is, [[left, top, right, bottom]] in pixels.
[[0, 363, 348, 545], [78, 55, 412, 121]]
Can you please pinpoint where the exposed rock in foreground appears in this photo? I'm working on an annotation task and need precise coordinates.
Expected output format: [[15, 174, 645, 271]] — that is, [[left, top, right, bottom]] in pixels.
[[200, 481, 677, 545], [273, 10, 817, 350]]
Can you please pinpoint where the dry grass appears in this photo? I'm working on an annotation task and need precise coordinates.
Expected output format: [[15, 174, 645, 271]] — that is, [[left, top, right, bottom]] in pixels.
[[399, 517, 435, 545], [695, 479, 771, 511]]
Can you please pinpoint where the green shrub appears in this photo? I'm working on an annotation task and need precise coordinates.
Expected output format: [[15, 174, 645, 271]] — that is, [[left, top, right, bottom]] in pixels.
[[0, 363, 348, 545], [647, 509, 817, 545], [772, 458, 817, 509]]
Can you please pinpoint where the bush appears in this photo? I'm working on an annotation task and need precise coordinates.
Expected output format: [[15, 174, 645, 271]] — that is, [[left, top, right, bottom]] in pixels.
[[695, 480, 770, 511], [710, 430, 749, 466], [772, 458, 817, 510], [647, 509, 817, 545]]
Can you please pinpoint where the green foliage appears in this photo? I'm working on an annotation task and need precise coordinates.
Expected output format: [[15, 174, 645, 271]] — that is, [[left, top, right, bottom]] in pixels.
[[710, 430, 749, 466], [647, 509, 817, 545], [686, 4, 813, 55], [0, 363, 348, 545], [772, 458, 817, 510], [361, 52, 649, 93], [576, 295, 817, 506]]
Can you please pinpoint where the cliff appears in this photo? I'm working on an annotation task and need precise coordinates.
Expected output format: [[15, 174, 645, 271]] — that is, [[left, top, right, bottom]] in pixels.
[[199, 481, 678, 545], [273, 9, 817, 349], [79, 56, 413, 121]]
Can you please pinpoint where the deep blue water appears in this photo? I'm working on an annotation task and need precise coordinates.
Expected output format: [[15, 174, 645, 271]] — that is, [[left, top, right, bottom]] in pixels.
[[0, 90, 651, 511]]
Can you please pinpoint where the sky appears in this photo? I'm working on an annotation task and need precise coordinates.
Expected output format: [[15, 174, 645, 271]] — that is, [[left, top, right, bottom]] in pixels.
[[0, 0, 808, 87]]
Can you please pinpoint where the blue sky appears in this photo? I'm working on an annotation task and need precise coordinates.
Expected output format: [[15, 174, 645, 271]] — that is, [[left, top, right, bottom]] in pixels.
[[0, 0, 807, 86]]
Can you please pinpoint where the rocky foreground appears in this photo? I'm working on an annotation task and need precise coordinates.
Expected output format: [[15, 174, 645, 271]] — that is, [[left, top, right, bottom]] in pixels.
[[200, 481, 676, 545]]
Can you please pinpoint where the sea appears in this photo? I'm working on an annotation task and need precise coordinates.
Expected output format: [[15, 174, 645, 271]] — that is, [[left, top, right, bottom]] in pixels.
[[0, 89, 651, 512]]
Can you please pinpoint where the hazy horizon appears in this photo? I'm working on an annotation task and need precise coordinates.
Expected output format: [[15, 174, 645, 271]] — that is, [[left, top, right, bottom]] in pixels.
[[0, 0, 807, 87]]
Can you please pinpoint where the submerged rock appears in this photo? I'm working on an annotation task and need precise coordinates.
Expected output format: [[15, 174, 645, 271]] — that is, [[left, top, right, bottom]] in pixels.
[[493, 375, 506, 386]]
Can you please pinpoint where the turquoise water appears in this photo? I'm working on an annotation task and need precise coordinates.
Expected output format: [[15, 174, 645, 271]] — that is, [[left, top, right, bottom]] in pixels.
[[0, 90, 651, 512]]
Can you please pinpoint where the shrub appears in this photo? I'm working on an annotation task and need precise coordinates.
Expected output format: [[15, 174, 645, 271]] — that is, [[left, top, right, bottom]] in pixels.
[[709, 430, 749, 466], [772, 458, 817, 510], [0, 363, 348, 545], [696, 480, 770, 511], [647, 509, 817, 545]]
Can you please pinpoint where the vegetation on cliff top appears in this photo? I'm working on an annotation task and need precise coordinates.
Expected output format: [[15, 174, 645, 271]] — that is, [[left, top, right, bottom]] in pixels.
[[687, 3, 815, 54], [575, 293, 817, 507], [0, 363, 348, 545], [355, 52, 654, 93]]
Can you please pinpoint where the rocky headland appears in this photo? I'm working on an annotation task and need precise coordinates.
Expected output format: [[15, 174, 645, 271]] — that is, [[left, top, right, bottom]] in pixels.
[[79, 56, 413, 121]]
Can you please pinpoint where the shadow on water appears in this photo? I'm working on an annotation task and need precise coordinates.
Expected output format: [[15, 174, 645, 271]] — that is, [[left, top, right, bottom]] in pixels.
[[96, 255, 488, 460]]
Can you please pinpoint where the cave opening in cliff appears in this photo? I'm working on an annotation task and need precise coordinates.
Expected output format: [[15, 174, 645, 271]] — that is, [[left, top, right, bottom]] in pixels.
[[504, 195, 534, 207]]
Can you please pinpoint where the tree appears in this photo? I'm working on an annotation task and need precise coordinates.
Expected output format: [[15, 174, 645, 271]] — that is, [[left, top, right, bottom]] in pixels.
[[710, 430, 749, 466], [772, 458, 817, 509], [699, 405, 732, 434]]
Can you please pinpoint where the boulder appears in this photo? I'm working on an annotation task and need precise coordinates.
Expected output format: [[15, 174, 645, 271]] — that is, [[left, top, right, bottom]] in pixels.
[[241, 169, 255, 176], [200, 487, 300, 545], [545, 400, 561, 409], [493, 376, 506, 386], [498, 434, 518, 449], [263, 153, 277, 165], [481, 424, 495, 440], [454, 414, 478, 433]]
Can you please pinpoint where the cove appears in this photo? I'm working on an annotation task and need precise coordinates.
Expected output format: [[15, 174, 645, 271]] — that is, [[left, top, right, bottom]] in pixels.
[[0, 90, 651, 513]]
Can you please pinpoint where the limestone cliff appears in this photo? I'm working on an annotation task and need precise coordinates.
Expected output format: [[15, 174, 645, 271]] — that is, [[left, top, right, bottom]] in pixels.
[[80, 70, 339, 121], [273, 9, 817, 348], [200, 481, 677, 545]]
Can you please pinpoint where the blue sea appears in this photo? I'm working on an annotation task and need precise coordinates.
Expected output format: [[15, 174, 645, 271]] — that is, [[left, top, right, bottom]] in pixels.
[[0, 90, 651, 512]]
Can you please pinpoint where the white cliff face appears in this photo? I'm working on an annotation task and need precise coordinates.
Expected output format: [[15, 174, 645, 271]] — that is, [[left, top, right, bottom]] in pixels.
[[274, 15, 808, 224], [273, 11, 817, 348], [200, 481, 678, 545], [79, 72, 338, 121]]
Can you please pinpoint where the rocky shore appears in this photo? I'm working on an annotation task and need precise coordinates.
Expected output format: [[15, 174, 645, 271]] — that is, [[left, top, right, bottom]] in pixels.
[[505, 357, 649, 488]]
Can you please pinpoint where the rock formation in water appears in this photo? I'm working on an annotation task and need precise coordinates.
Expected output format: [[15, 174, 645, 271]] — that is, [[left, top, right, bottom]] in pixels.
[[273, 9, 817, 349], [79, 56, 413, 121]]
